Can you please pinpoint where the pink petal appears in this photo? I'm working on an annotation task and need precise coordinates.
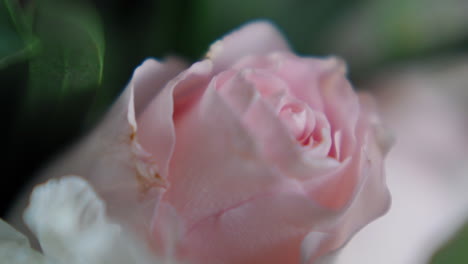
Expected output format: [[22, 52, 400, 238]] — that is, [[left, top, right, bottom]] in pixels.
[[179, 182, 334, 264], [318, 58, 359, 159], [136, 60, 213, 180], [215, 69, 258, 116], [270, 53, 328, 112], [8, 58, 189, 248], [161, 81, 287, 234], [206, 21, 290, 73], [319, 123, 390, 257], [242, 88, 339, 181], [301, 96, 391, 262], [131, 57, 187, 117]]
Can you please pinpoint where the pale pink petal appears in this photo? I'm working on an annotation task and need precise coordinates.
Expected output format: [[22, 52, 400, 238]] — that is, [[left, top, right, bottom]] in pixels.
[[137, 60, 213, 180], [7, 58, 188, 248], [150, 202, 185, 262], [131, 58, 187, 117], [215, 70, 259, 116], [179, 182, 334, 264], [331, 130, 343, 161], [310, 134, 390, 262], [161, 82, 287, 234], [302, 111, 333, 158], [206, 21, 290, 73], [242, 87, 339, 181], [241, 69, 289, 106], [357, 93, 394, 156], [318, 58, 359, 159], [302, 97, 391, 262], [232, 53, 327, 112], [270, 53, 328, 112], [303, 91, 390, 211]]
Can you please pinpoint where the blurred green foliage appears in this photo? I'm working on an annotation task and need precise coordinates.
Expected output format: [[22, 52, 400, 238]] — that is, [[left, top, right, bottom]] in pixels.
[[431, 221, 468, 263], [179, 0, 354, 58], [0, 0, 37, 68], [26, 0, 105, 121], [319, 0, 468, 76]]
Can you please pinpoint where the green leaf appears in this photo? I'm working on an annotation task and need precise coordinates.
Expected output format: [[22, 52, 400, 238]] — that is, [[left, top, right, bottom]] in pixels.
[[25, 0, 105, 124], [0, 0, 38, 69], [431, 221, 468, 263]]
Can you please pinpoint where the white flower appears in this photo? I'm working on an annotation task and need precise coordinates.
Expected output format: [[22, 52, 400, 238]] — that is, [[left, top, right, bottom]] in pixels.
[[0, 176, 178, 264]]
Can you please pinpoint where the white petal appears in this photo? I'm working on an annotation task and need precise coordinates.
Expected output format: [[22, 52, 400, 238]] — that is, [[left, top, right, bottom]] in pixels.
[[23, 176, 164, 264], [0, 219, 50, 264]]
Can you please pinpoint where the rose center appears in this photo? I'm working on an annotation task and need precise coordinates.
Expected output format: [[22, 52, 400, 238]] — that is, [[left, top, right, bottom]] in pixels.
[[279, 103, 315, 146]]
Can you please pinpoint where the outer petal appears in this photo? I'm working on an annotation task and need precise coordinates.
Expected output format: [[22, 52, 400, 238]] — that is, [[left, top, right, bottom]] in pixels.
[[206, 21, 290, 73], [180, 185, 334, 264], [162, 80, 286, 226], [318, 58, 359, 160], [7, 58, 185, 247], [131, 58, 187, 117], [302, 94, 391, 262], [137, 60, 213, 180]]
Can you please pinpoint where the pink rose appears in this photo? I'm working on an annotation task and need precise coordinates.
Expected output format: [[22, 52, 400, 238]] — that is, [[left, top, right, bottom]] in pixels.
[[8, 21, 391, 264]]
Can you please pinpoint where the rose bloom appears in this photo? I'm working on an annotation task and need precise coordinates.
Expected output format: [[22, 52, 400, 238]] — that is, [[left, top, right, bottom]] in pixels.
[[336, 58, 468, 264], [4, 22, 391, 264]]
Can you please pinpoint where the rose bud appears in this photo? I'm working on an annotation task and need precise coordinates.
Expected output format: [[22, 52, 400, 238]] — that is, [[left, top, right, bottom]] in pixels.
[[5, 21, 391, 264]]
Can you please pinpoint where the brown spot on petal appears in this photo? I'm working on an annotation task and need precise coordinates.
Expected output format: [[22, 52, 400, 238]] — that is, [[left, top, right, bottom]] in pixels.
[[132, 142, 168, 193], [135, 170, 167, 194]]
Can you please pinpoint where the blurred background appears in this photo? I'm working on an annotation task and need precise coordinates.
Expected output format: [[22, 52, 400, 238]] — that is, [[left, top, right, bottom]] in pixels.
[[1, 0, 467, 263]]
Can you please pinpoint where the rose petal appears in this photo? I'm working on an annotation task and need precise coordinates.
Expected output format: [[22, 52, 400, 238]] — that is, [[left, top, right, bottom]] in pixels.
[[317, 125, 390, 258], [215, 69, 258, 116], [131, 57, 187, 117], [206, 21, 290, 73], [242, 86, 338, 180], [150, 202, 185, 260], [161, 81, 287, 233], [304, 92, 389, 211], [318, 58, 359, 159], [7, 59, 185, 248], [358, 93, 394, 156], [137, 60, 213, 180], [302, 98, 391, 261], [271, 53, 328, 112], [180, 182, 334, 264]]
